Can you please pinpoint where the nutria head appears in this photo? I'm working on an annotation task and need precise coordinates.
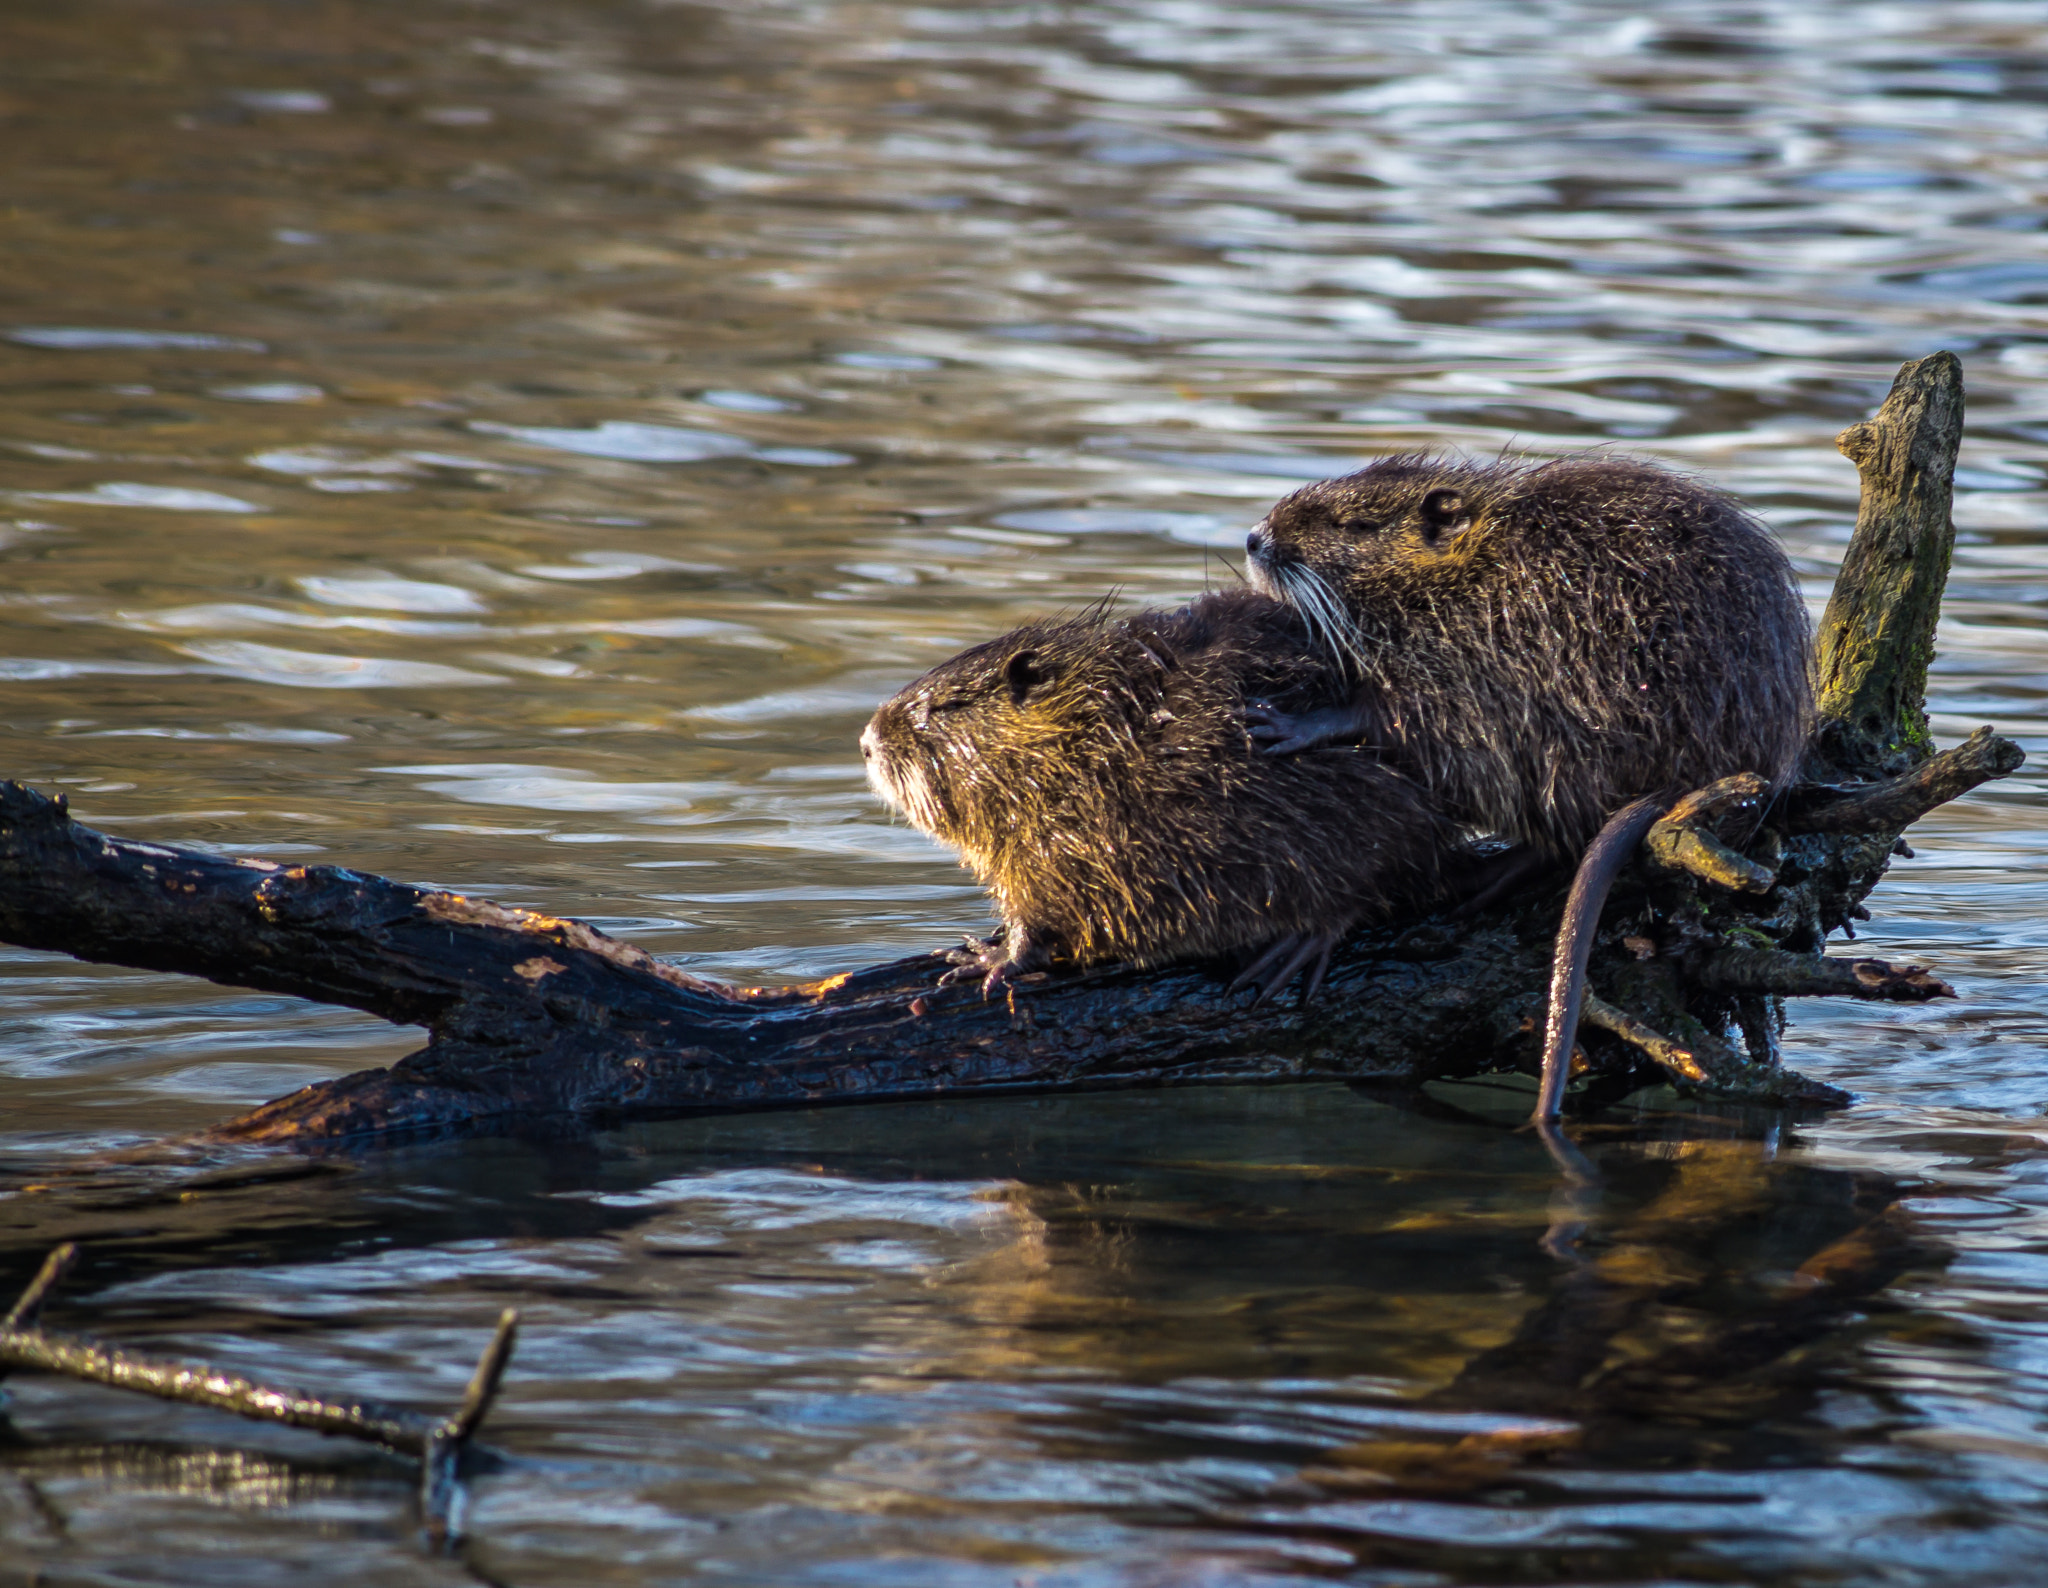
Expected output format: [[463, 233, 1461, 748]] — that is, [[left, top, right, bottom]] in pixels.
[[861, 612, 1168, 879], [1244, 455, 1503, 671], [1242, 450, 1814, 856]]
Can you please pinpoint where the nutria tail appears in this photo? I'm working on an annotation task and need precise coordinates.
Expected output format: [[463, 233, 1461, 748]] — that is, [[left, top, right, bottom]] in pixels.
[[1532, 793, 1671, 1123]]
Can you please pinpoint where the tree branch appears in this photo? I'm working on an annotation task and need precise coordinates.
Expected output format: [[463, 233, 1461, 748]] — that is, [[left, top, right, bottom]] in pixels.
[[1786, 727, 2026, 834], [1692, 948, 1954, 1000], [0, 777, 1571, 1144], [1580, 994, 1709, 1083], [1643, 774, 1777, 892]]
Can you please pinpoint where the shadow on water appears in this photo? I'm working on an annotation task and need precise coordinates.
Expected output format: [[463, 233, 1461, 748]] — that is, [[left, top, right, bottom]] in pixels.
[[0, 1086, 1957, 1582]]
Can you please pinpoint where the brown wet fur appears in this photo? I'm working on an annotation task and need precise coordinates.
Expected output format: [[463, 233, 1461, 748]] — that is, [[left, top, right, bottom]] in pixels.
[[1247, 454, 1814, 858], [861, 589, 1459, 976]]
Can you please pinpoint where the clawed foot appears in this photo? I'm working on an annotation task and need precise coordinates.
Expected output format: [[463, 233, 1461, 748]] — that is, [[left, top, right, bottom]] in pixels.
[[1244, 699, 1321, 757], [1245, 700, 1374, 758], [940, 930, 1052, 999], [939, 936, 1011, 998], [1228, 931, 1339, 1005]]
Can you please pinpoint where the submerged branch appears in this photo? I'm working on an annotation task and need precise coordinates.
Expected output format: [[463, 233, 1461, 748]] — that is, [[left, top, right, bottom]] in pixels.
[[0, 1245, 517, 1536]]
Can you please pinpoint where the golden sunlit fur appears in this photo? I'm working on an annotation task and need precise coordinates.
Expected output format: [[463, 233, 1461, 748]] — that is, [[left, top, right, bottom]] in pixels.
[[862, 590, 1456, 973]]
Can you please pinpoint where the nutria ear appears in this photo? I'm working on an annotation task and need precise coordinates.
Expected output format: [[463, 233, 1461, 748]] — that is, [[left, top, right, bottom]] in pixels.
[[1420, 488, 1471, 541], [1005, 650, 1051, 704]]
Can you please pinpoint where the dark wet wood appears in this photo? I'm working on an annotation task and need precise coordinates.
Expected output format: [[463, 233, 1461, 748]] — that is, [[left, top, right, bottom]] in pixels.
[[0, 774, 1571, 1140], [1787, 726, 2025, 834], [0, 352, 2022, 1143], [1692, 947, 1954, 1000]]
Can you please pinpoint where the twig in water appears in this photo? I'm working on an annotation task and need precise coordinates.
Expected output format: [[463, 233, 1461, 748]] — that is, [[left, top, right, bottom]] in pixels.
[[0, 1245, 518, 1543]]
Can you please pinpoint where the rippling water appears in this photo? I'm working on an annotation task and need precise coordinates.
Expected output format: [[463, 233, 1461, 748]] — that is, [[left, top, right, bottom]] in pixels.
[[4, 0, 2048, 1580]]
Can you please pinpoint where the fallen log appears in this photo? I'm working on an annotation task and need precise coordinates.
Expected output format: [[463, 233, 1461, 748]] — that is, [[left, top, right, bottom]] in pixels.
[[0, 353, 2019, 1144]]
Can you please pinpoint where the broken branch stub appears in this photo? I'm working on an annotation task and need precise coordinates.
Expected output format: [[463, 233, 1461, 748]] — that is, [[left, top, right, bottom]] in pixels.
[[1643, 775, 1777, 893], [1813, 350, 1965, 776], [1692, 948, 1954, 1002], [1787, 726, 2025, 835]]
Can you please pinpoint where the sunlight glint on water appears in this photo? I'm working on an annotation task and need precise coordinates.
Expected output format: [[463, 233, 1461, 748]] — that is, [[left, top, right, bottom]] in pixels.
[[3, 1, 2048, 1581]]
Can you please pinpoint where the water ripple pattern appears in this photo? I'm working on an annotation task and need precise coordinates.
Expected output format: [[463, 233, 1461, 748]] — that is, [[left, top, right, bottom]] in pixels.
[[4, 0, 2048, 1581]]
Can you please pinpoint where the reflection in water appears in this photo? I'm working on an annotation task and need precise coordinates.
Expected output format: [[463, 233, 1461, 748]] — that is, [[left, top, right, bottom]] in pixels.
[[0, 1091, 1959, 1583], [3, 0, 2048, 1580]]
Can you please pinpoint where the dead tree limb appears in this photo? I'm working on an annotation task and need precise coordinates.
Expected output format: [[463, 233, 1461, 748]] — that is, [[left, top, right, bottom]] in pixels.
[[1812, 348, 1963, 775], [0, 1244, 517, 1536], [1787, 727, 2026, 834], [1643, 775, 1778, 893], [1692, 948, 1955, 1001], [1580, 994, 1709, 1084], [0, 353, 2021, 1141], [0, 774, 1575, 1140]]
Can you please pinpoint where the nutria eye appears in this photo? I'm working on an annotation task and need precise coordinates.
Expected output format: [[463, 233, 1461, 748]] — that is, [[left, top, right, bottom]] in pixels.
[[1005, 650, 1050, 705]]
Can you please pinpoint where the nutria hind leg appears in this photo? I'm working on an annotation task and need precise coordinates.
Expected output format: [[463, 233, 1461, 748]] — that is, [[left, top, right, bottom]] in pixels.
[[1532, 794, 1673, 1124], [1446, 845, 1555, 920], [1228, 931, 1338, 1005], [1244, 698, 1377, 757]]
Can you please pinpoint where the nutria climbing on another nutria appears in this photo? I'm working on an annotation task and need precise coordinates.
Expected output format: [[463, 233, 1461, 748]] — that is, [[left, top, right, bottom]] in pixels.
[[860, 589, 1459, 997], [1243, 454, 1813, 859]]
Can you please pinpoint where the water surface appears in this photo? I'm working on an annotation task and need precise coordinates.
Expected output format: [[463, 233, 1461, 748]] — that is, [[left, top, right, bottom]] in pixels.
[[3, 1, 2048, 1581]]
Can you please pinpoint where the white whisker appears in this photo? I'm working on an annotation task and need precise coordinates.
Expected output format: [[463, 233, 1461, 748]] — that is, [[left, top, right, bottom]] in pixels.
[[1281, 565, 1370, 679]]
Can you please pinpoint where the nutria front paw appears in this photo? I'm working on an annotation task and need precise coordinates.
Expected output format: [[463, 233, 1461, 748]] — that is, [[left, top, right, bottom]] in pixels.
[[939, 928, 1053, 999], [1245, 699, 1312, 755], [1247, 700, 1381, 757], [939, 935, 1006, 992], [1245, 701, 1355, 757]]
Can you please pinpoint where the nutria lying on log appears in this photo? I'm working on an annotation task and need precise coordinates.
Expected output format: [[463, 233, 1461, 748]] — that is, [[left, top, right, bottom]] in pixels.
[[0, 353, 2016, 1144], [861, 589, 1458, 1000], [1243, 453, 1817, 1115], [1244, 454, 1813, 859]]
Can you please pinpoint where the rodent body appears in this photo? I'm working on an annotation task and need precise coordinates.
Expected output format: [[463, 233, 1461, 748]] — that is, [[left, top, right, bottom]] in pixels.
[[1245, 454, 1813, 859], [861, 588, 1457, 986]]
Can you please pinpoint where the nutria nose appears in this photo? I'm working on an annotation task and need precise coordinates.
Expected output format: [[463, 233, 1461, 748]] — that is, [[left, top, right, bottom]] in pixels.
[[858, 722, 877, 759], [1246, 522, 1269, 559]]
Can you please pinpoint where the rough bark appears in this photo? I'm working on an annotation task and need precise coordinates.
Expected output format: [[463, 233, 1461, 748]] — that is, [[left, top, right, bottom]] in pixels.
[[0, 776, 1579, 1140], [1812, 349, 1964, 775], [0, 354, 2019, 1144], [1786, 727, 2024, 834]]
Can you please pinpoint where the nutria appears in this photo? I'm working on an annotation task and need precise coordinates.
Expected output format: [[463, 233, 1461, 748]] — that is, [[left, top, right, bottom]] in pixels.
[[1243, 453, 1811, 1121], [1243, 454, 1813, 860], [860, 589, 1458, 996]]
